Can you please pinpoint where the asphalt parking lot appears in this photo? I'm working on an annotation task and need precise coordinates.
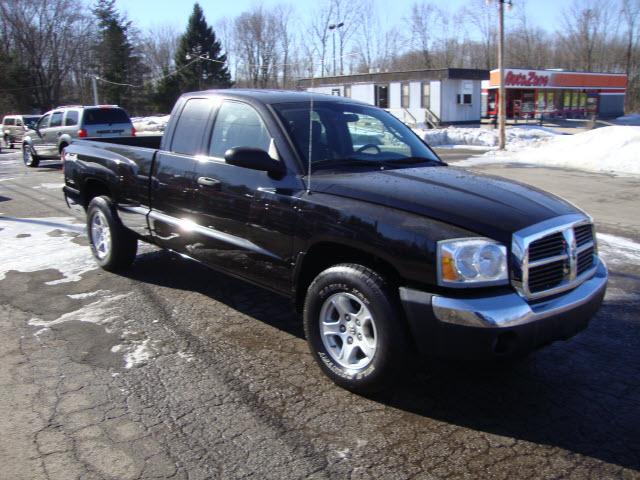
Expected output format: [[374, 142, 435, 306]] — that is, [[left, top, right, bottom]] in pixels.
[[1, 147, 639, 480]]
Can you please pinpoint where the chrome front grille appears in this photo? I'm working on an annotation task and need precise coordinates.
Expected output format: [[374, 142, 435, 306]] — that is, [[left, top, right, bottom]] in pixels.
[[512, 215, 598, 300]]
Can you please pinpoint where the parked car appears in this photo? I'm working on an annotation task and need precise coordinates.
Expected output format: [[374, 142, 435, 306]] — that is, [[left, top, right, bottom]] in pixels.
[[62, 90, 608, 393], [2, 114, 41, 149], [22, 105, 135, 167]]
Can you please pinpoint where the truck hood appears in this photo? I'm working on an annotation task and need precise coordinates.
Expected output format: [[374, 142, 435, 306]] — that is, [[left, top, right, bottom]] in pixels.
[[311, 166, 583, 243]]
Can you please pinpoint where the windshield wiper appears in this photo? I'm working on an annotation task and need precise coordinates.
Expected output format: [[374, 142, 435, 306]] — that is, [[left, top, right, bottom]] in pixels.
[[382, 156, 444, 166], [311, 158, 384, 170]]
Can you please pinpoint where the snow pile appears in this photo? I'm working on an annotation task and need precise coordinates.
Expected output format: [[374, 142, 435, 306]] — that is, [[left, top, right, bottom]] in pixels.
[[132, 115, 170, 133], [614, 113, 640, 126], [415, 126, 558, 149], [472, 126, 640, 175]]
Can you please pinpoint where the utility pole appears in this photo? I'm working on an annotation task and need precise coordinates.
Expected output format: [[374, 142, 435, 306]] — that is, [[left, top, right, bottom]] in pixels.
[[498, 0, 506, 150], [91, 76, 99, 105]]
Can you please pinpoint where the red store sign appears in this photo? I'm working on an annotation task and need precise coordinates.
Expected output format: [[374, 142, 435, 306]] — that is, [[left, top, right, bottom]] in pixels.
[[505, 70, 551, 87]]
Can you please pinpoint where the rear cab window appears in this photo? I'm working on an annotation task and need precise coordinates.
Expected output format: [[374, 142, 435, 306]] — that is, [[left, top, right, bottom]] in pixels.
[[170, 98, 215, 156], [209, 101, 271, 158], [81, 108, 131, 126]]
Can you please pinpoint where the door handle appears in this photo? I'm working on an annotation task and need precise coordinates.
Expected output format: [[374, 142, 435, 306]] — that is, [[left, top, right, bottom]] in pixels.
[[197, 176, 220, 187], [57, 132, 62, 136]]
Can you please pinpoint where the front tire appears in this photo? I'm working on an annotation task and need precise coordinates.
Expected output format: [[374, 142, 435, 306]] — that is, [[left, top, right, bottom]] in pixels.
[[303, 264, 409, 393], [87, 196, 138, 272], [22, 144, 39, 167]]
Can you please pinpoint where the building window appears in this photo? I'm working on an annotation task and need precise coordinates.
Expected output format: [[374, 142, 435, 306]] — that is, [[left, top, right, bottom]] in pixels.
[[401, 83, 410, 108], [421, 82, 430, 109], [331, 88, 341, 96], [457, 94, 472, 105], [344, 85, 351, 98]]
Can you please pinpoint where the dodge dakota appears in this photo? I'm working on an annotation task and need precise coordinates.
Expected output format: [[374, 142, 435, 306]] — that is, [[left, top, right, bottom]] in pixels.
[[62, 90, 608, 392]]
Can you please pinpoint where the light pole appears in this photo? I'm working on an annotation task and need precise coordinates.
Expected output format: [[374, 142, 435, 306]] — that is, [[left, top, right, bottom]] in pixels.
[[328, 22, 344, 77], [487, 0, 512, 150]]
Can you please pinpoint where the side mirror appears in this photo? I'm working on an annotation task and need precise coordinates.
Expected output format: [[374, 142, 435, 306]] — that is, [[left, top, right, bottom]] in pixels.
[[224, 147, 285, 176]]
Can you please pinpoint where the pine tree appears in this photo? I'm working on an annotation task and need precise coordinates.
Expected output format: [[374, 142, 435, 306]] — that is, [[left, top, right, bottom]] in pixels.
[[175, 3, 232, 92], [92, 0, 146, 110]]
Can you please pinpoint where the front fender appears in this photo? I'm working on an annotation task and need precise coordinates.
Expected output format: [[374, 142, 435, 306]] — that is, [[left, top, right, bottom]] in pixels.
[[295, 192, 477, 287]]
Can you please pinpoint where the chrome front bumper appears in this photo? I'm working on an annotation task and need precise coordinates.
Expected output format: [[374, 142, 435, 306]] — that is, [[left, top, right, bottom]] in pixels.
[[431, 259, 608, 329], [399, 259, 608, 358]]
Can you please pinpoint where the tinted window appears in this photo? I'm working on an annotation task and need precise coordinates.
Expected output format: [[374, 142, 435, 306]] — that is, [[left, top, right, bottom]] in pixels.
[[209, 102, 271, 158], [3, 118, 15, 126], [37, 114, 51, 130], [273, 101, 439, 166], [64, 110, 79, 126], [50, 112, 64, 128], [170, 98, 213, 156], [82, 108, 131, 125]]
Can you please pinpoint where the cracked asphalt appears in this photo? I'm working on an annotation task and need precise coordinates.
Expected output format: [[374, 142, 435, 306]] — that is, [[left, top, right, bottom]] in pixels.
[[0, 148, 639, 479]]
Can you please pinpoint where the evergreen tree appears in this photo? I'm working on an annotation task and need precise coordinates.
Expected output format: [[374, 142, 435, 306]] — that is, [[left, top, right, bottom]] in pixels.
[[175, 3, 232, 92], [92, 0, 146, 111]]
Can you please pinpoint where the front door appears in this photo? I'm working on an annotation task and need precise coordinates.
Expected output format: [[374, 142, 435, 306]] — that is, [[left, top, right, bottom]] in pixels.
[[31, 113, 51, 155], [188, 100, 297, 293]]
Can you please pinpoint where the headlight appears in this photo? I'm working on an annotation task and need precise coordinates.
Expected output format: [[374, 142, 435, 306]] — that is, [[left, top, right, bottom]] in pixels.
[[437, 238, 508, 287]]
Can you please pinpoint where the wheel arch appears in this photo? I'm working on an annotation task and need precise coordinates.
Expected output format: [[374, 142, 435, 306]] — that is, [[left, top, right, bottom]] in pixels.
[[294, 241, 403, 315], [82, 178, 112, 208]]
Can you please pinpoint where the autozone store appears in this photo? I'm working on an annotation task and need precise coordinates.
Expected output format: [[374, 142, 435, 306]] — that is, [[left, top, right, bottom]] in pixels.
[[484, 68, 627, 119]]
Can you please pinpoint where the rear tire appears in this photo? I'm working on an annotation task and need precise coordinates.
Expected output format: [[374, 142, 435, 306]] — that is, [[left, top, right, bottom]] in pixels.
[[303, 263, 410, 394], [22, 144, 39, 167], [87, 196, 138, 272]]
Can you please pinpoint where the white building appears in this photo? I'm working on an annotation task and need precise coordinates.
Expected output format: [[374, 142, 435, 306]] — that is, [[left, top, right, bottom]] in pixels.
[[299, 68, 489, 126]]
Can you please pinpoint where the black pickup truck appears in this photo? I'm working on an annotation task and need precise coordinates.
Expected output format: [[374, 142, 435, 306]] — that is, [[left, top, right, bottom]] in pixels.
[[63, 90, 607, 392]]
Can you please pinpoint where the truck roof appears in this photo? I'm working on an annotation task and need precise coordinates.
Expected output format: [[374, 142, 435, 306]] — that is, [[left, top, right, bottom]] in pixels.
[[180, 89, 369, 106]]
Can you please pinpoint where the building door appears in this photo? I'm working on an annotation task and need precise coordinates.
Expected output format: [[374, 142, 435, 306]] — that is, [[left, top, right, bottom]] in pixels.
[[375, 85, 389, 108]]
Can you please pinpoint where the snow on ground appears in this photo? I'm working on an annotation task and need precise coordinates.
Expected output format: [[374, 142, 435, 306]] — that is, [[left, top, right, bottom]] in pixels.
[[455, 126, 640, 176], [132, 115, 170, 133], [414, 125, 559, 149], [0, 216, 96, 284], [598, 233, 640, 267], [29, 292, 131, 328]]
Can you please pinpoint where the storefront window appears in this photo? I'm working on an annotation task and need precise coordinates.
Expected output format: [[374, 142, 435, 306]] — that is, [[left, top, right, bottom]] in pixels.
[[546, 92, 555, 112], [537, 91, 546, 112]]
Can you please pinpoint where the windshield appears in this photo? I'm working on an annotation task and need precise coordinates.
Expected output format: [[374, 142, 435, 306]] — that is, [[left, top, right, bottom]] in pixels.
[[23, 116, 40, 129], [272, 101, 440, 169], [82, 108, 131, 125]]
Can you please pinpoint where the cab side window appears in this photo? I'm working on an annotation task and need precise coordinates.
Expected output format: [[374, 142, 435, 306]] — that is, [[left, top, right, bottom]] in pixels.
[[64, 111, 79, 126], [209, 102, 271, 158], [49, 112, 64, 128], [170, 98, 214, 156]]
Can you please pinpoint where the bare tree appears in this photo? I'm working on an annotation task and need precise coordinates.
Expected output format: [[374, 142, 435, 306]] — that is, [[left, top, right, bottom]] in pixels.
[[142, 24, 179, 79], [560, 0, 614, 71], [405, 2, 443, 69], [0, 0, 92, 109], [461, 0, 497, 70], [308, 1, 335, 76]]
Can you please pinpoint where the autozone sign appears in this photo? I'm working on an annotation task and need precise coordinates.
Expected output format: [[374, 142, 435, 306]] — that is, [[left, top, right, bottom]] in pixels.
[[505, 70, 551, 87]]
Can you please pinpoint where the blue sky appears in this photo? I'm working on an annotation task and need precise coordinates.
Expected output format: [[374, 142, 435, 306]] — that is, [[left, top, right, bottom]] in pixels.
[[113, 0, 564, 33]]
